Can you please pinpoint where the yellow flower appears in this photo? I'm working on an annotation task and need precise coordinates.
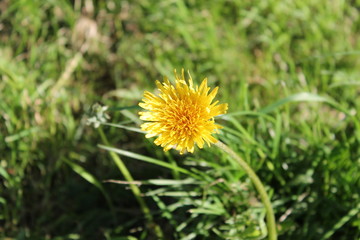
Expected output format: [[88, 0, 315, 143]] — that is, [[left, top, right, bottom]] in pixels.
[[139, 69, 228, 154]]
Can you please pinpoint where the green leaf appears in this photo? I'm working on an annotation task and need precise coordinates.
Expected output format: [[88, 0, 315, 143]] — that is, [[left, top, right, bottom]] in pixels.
[[64, 159, 114, 215], [259, 92, 350, 115], [100, 122, 145, 134], [98, 144, 194, 176]]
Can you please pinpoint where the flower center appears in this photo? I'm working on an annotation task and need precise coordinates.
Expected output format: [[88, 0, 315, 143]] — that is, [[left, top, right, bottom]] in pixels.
[[165, 99, 204, 136]]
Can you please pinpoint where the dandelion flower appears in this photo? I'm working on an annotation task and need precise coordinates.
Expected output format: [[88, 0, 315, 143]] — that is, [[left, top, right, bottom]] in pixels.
[[139, 69, 228, 154]]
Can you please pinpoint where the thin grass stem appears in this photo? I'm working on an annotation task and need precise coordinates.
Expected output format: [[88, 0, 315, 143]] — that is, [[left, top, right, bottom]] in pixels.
[[98, 127, 164, 239], [215, 141, 277, 240]]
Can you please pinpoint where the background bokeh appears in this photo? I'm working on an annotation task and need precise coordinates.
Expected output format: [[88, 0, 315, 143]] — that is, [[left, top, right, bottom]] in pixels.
[[1, 0, 360, 239]]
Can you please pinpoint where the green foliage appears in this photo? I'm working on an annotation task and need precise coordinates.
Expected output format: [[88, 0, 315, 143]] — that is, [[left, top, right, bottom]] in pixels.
[[1, 0, 360, 239]]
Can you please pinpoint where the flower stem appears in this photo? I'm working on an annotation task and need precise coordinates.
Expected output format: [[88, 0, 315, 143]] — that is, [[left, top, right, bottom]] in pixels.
[[98, 127, 164, 239], [215, 141, 277, 240]]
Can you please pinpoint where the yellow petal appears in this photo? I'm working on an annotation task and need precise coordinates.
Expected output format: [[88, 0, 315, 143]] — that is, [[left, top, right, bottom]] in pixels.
[[138, 69, 228, 154]]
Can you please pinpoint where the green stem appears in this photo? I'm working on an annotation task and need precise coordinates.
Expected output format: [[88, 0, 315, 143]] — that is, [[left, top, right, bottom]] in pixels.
[[215, 141, 277, 240], [98, 127, 164, 239]]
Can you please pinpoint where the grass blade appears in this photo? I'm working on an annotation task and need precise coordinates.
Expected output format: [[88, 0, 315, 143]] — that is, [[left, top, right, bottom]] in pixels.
[[100, 122, 145, 134], [63, 159, 115, 217], [98, 144, 193, 176], [259, 92, 350, 115], [320, 203, 360, 240]]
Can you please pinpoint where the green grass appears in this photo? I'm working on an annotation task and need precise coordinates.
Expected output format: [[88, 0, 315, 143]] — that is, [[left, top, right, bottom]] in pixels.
[[1, 0, 360, 239]]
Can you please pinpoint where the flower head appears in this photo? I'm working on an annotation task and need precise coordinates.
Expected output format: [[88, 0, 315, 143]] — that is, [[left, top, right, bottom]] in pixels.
[[139, 69, 228, 154]]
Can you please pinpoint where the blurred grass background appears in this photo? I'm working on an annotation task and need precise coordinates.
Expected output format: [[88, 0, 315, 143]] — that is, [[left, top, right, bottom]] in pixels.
[[1, 0, 360, 239]]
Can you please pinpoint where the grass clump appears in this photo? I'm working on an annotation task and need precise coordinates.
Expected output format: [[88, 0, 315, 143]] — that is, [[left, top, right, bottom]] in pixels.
[[1, 0, 360, 239]]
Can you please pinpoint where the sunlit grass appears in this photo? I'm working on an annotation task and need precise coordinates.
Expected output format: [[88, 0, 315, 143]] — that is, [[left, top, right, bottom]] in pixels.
[[1, 0, 360, 239]]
